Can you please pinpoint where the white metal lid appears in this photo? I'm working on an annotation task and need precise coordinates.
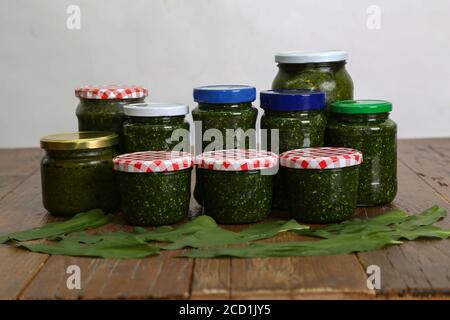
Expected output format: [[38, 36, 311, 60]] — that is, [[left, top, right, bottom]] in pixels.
[[124, 102, 189, 117], [275, 50, 348, 64]]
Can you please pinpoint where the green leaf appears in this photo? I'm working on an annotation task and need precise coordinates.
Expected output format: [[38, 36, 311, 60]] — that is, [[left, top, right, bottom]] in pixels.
[[18, 229, 160, 259], [0, 209, 112, 244], [184, 232, 402, 258], [164, 219, 308, 250], [392, 225, 450, 241], [134, 215, 218, 243], [395, 205, 447, 230], [299, 208, 409, 239]]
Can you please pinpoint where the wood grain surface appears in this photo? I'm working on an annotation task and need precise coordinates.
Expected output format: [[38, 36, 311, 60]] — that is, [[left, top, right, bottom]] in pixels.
[[0, 139, 448, 299]]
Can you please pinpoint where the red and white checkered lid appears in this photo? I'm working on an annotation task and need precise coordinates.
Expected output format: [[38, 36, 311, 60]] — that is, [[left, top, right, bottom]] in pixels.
[[196, 149, 278, 171], [280, 147, 363, 170], [75, 85, 148, 99], [113, 151, 193, 173]]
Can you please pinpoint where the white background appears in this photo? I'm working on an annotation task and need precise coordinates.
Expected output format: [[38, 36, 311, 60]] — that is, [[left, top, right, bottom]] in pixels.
[[1, 0, 449, 148]]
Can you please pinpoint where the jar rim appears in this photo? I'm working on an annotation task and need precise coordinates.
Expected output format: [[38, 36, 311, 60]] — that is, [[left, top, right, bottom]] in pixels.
[[40, 132, 118, 151]]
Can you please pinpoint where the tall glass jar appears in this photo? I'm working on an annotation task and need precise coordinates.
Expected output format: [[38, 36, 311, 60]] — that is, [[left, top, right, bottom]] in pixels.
[[40, 132, 119, 216], [123, 102, 190, 153], [192, 85, 257, 152], [260, 89, 327, 210], [326, 100, 397, 206], [272, 50, 354, 109], [75, 85, 148, 151]]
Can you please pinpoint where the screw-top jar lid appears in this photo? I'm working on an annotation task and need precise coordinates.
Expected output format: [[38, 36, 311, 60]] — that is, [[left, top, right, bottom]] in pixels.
[[196, 149, 278, 171], [331, 100, 393, 114], [280, 147, 363, 170], [75, 85, 148, 99], [260, 89, 326, 111], [275, 50, 348, 64], [193, 85, 256, 104], [40, 132, 118, 151], [124, 102, 188, 117], [113, 151, 193, 173]]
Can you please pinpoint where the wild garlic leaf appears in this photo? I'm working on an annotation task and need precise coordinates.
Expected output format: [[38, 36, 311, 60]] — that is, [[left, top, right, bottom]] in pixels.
[[134, 215, 218, 243], [19, 230, 159, 259], [164, 219, 308, 250], [395, 205, 447, 230], [0, 209, 112, 244], [184, 232, 402, 258]]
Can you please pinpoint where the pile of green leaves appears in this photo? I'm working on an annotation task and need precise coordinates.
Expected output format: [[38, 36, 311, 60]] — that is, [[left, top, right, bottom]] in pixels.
[[0, 206, 448, 259]]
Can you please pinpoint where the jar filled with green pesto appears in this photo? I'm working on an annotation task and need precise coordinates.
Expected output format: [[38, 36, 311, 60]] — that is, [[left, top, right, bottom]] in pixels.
[[195, 149, 278, 224], [40, 132, 119, 216], [260, 89, 327, 210], [326, 100, 397, 206], [280, 147, 363, 223], [75, 85, 148, 151], [272, 50, 354, 109], [192, 85, 258, 152], [113, 151, 193, 226], [123, 102, 190, 153]]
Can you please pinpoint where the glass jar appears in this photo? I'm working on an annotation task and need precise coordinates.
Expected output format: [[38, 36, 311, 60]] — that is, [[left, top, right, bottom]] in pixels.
[[40, 132, 119, 216], [272, 50, 354, 109], [122, 102, 190, 153], [326, 100, 397, 206], [195, 149, 277, 224], [75, 85, 148, 151], [260, 89, 327, 210], [192, 85, 258, 152], [113, 151, 193, 226], [280, 147, 362, 223]]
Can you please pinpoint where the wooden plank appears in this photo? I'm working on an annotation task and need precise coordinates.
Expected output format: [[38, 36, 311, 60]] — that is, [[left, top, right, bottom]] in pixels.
[[20, 216, 194, 300], [357, 160, 450, 298], [230, 232, 374, 299], [191, 258, 231, 299], [398, 138, 450, 202], [0, 148, 41, 200], [0, 171, 51, 300], [20, 250, 193, 300]]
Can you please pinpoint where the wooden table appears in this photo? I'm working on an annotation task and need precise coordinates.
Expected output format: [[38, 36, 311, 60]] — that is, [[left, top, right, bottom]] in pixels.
[[0, 138, 449, 300]]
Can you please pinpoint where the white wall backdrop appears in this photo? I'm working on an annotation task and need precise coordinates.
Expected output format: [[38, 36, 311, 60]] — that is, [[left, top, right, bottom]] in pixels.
[[1, 0, 449, 148]]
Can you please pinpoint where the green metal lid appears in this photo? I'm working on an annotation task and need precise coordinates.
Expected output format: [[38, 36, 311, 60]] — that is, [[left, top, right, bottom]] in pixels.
[[331, 100, 392, 114]]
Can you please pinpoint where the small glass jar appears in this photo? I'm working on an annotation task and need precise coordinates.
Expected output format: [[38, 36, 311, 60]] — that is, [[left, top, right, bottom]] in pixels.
[[280, 147, 363, 223], [260, 89, 327, 210], [113, 151, 193, 226], [195, 149, 278, 224], [75, 85, 148, 151], [272, 50, 354, 109], [192, 85, 258, 152], [122, 102, 190, 153], [40, 132, 119, 216], [326, 100, 397, 206]]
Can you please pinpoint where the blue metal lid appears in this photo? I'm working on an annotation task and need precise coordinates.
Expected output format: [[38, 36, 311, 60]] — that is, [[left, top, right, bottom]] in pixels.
[[193, 85, 256, 104], [260, 89, 326, 111]]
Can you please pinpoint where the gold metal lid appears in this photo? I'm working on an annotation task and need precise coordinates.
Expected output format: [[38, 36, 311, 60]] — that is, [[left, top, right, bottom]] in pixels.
[[40, 132, 118, 150]]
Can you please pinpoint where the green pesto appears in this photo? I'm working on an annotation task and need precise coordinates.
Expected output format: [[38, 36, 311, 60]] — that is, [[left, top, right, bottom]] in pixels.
[[282, 166, 359, 223], [272, 62, 353, 109], [123, 116, 190, 153], [326, 113, 397, 206], [192, 102, 258, 152], [117, 169, 191, 226], [196, 169, 273, 224], [41, 147, 119, 216], [76, 97, 145, 151], [261, 109, 327, 210]]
